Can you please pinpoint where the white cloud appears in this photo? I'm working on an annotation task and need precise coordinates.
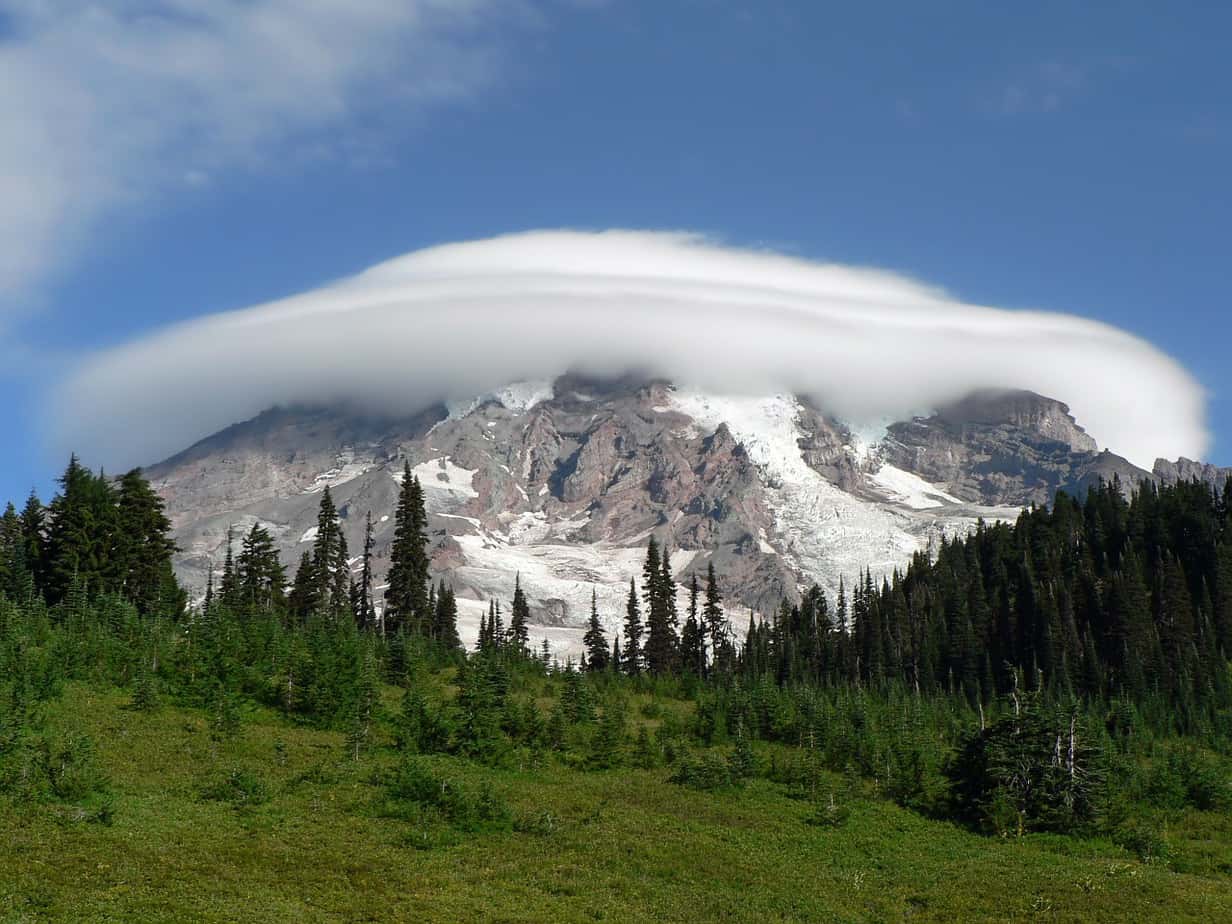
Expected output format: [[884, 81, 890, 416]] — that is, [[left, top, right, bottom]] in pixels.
[[0, 0, 529, 302], [51, 230, 1208, 470]]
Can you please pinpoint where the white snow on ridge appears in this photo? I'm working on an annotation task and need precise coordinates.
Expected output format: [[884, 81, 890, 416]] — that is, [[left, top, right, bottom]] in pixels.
[[302, 448, 373, 494], [411, 457, 478, 500], [493, 379, 554, 412], [868, 463, 963, 510], [666, 387, 1017, 598]]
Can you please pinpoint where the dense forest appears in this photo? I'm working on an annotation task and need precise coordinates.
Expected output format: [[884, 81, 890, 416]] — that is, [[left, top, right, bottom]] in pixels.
[[3, 456, 1232, 919]]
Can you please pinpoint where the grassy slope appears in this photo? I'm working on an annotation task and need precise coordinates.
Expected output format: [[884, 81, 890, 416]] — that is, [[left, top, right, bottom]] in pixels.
[[2, 684, 1231, 923]]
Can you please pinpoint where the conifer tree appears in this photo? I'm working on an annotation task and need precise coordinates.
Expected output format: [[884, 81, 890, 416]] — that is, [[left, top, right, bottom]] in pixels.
[[218, 526, 240, 610], [508, 573, 531, 654], [44, 455, 119, 604], [702, 561, 727, 672], [288, 551, 318, 621], [236, 523, 286, 614], [432, 580, 461, 649], [643, 538, 679, 674], [0, 502, 23, 599], [19, 490, 46, 593], [583, 587, 609, 672], [681, 573, 705, 676], [354, 511, 377, 630], [114, 468, 182, 616], [623, 578, 642, 674], [387, 464, 430, 635]]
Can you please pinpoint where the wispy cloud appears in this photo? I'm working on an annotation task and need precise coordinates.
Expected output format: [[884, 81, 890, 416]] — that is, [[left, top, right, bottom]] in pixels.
[[0, 0, 558, 305], [997, 59, 1088, 115], [52, 230, 1208, 470]]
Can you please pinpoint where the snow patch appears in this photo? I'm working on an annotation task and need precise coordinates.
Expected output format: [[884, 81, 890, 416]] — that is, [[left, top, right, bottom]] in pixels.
[[299, 526, 319, 544], [867, 464, 963, 510], [302, 448, 372, 493], [411, 457, 478, 500], [493, 379, 554, 413]]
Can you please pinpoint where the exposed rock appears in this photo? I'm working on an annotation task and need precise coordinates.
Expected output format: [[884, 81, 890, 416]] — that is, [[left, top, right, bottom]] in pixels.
[[879, 390, 1147, 506], [151, 377, 1196, 654], [1153, 457, 1232, 489]]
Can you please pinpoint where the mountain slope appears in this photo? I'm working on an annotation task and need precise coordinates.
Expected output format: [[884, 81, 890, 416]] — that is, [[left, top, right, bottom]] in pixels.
[[147, 376, 1147, 653]]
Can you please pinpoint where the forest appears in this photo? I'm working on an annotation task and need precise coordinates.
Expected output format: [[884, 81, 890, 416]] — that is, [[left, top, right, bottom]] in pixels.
[[2, 456, 1232, 921]]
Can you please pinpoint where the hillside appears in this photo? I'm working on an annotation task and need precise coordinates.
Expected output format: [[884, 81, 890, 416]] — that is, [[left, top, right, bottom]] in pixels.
[[147, 376, 1151, 653]]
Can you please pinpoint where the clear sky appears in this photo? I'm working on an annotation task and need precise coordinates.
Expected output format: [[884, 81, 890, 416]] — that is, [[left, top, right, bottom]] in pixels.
[[0, 1, 1228, 504]]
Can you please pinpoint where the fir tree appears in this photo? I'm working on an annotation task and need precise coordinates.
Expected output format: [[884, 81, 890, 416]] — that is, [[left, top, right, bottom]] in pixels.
[[702, 561, 727, 674], [643, 537, 679, 674], [387, 464, 430, 635], [236, 523, 286, 614], [114, 468, 183, 616], [583, 587, 609, 672], [508, 573, 531, 654], [623, 578, 643, 674], [432, 580, 461, 649], [354, 511, 377, 630], [681, 573, 705, 676]]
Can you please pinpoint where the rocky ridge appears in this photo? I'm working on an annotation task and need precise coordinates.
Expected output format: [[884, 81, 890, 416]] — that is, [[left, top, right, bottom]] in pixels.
[[147, 376, 1178, 654]]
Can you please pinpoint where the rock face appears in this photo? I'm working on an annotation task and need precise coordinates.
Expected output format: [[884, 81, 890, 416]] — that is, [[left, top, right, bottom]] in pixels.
[[879, 390, 1147, 507], [1153, 458, 1232, 490], [147, 377, 1149, 654]]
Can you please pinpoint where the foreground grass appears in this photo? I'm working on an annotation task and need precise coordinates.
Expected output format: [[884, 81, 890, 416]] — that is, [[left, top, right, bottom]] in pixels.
[[2, 684, 1231, 923]]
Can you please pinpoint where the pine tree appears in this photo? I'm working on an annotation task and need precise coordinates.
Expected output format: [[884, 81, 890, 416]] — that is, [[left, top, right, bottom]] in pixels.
[[308, 487, 351, 619], [44, 455, 120, 604], [623, 578, 642, 674], [508, 573, 531, 654], [681, 573, 705, 676], [18, 490, 45, 593], [354, 511, 377, 630], [236, 523, 286, 614], [114, 468, 183, 616], [703, 561, 727, 674], [387, 464, 430, 635], [288, 551, 318, 621], [583, 587, 609, 672], [643, 538, 678, 674], [432, 581, 461, 650], [218, 526, 240, 610]]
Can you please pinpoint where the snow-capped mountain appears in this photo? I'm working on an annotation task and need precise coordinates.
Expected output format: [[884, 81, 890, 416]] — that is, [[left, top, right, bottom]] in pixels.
[[147, 375, 1173, 654]]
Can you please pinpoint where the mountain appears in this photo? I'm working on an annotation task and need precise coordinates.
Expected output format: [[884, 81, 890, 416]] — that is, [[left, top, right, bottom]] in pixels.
[[146, 375, 1168, 653]]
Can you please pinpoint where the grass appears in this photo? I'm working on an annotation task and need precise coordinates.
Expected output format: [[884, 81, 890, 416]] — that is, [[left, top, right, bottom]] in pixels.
[[2, 683, 1231, 922]]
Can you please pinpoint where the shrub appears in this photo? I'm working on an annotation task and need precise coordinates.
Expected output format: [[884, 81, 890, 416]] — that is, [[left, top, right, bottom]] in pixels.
[[669, 750, 732, 791], [805, 792, 851, 829], [199, 766, 270, 808], [1145, 748, 1231, 812], [384, 757, 511, 833]]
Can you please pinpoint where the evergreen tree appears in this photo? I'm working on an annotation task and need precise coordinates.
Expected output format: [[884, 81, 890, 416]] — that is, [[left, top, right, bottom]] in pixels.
[[113, 468, 182, 616], [583, 587, 609, 672], [432, 580, 461, 649], [288, 551, 318, 621], [354, 511, 377, 630], [680, 573, 705, 676], [702, 562, 728, 674], [19, 490, 46, 593], [44, 455, 120, 604], [623, 578, 643, 674], [236, 523, 286, 614], [508, 573, 532, 654], [386, 464, 430, 635], [643, 538, 679, 674]]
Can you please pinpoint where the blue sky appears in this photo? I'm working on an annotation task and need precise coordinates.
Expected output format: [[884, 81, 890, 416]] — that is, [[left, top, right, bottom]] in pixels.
[[0, 1, 1228, 503]]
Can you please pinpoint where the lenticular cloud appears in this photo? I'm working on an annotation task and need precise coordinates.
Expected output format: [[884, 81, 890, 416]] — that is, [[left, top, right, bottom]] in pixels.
[[53, 230, 1206, 470]]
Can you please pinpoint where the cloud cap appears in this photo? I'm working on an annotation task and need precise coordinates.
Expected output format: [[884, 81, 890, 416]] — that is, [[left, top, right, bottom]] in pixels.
[[52, 230, 1207, 470]]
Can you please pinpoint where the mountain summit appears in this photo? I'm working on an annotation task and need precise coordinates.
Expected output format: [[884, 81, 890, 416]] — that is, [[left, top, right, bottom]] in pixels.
[[147, 375, 1204, 652]]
